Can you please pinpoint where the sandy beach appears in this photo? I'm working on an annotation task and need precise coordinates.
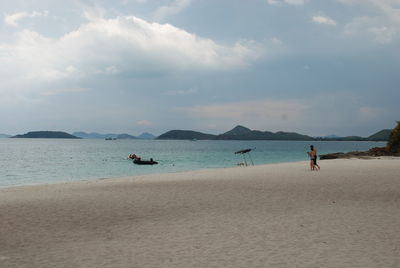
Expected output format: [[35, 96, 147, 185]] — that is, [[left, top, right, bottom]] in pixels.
[[1, 158, 399, 267]]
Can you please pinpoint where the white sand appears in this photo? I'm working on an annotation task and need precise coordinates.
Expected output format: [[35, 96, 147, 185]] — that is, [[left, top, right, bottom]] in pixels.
[[1, 158, 400, 267]]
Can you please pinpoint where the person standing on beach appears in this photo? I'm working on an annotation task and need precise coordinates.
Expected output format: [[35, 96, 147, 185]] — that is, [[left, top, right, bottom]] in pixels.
[[308, 145, 320, 171]]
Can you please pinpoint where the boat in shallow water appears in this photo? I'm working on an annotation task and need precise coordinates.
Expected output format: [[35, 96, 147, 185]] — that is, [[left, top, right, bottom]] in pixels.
[[133, 159, 158, 165]]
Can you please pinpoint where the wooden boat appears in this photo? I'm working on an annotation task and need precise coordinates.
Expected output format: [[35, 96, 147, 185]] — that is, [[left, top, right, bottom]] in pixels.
[[133, 159, 158, 165]]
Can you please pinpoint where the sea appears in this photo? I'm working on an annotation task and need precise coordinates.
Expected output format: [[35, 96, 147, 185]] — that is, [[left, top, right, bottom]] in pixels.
[[0, 139, 385, 188]]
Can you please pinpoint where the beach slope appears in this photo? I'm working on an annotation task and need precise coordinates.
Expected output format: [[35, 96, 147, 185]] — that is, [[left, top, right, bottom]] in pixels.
[[1, 158, 399, 267]]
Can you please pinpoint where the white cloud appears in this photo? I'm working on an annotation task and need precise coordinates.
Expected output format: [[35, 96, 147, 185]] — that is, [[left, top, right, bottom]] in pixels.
[[368, 26, 396, 43], [340, 0, 400, 43], [82, 5, 107, 21], [268, 0, 306, 5], [0, 15, 263, 95], [312, 15, 337, 26], [4, 11, 48, 27], [344, 16, 398, 44], [4, 12, 28, 27], [153, 0, 192, 21], [271, 37, 283, 45]]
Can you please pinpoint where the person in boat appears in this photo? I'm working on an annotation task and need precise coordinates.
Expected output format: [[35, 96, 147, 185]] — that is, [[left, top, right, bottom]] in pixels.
[[129, 154, 138, 160]]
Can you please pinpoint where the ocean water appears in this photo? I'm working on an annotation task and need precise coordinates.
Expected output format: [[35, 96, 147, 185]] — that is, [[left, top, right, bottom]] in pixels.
[[0, 139, 385, 187]]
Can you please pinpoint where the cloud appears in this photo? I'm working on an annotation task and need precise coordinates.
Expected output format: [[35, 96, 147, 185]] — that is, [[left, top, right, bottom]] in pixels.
[[81, 5, 107, 21], [312, 15, 337, 26], [136, 120, 153, 126], [4, 11, 48, 27], [368, 26, 396, 43], [358, 106, 386, 121], [178, 99, 311, 132], [153, 0, 192, 21], [180, 99, 309, 129], [122, 0, 148, 4], [271, 37, 283, 45], [344, 16, 397, 44], [0, 15, 263, 96], [268, 0, 306, 5], [340, 0, 400, 43], [96, 66, 121, 75], [4, 12, 29, 27], [40, 87, 90, 97]]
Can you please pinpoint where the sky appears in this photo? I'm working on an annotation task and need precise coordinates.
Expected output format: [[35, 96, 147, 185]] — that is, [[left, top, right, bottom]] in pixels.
[[0, 0, 399, 136]]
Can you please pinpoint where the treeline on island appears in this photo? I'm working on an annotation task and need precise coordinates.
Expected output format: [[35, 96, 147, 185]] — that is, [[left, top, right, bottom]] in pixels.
[[320, 121, 400, 159], [156, 125, 392, 141], [11, 131, 80, 139], [8, 131, 156, 139]]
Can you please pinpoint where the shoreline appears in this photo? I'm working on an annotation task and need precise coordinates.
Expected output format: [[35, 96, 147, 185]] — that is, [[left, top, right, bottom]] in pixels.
[[0, 139, 387, 189], [1, 155, 397, 190], [0, 158, 314, 190], [1, 158, 399, 267]]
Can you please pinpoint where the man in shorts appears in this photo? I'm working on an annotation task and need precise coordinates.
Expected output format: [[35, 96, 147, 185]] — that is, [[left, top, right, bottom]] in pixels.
[[308, 145, 320, 171]]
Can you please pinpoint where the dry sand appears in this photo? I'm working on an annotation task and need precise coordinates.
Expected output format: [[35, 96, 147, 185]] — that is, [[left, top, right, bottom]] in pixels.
[[1, 158, 400, 267]]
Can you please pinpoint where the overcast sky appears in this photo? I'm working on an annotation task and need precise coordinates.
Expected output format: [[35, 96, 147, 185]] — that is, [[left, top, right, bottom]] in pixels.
[[0, 0, 399, 136]]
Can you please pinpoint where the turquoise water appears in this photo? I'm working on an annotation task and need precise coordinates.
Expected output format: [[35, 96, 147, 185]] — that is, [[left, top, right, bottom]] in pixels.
[[0, 139, 385, 187]]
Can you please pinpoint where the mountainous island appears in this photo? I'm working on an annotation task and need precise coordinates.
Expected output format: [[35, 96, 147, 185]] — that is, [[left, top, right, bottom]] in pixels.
[[157, 125, 391, 141], [157, 130, 217, 140], [215, 126, 313, 140], [11, 131, 80, 139], [364, 129, 392, 141]]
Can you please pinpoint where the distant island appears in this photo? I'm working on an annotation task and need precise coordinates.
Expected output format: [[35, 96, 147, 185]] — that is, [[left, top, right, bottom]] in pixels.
[[314, 129, 392, 141], [157, 130, 217, 140], [6, 126, 392, 141], [72, 132, 155, 140], [157, 125, 392, 141], [11, 131, 80, 139], [157, 125, 312, 140], [216, 126, 313, 140], [320, 122, 400, 159]]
